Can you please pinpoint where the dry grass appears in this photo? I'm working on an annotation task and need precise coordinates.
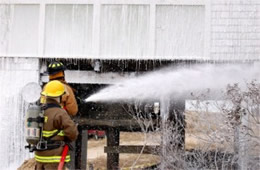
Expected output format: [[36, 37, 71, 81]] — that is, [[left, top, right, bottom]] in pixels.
[[88, 138, 107, 148], [88, 154, 160, 170], [87, 132, 160, 170], [185, 111, 225, 133], [186, 110, 260, 152], [86, 111, 235, 169]]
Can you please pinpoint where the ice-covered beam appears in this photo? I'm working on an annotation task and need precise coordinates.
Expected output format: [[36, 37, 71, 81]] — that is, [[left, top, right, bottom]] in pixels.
[[1, 0, 205, 5], [41, 70, 137, 84]]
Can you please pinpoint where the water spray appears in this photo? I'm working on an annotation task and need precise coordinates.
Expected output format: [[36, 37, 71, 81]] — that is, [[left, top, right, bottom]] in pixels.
[[85, 64, 260, 103]]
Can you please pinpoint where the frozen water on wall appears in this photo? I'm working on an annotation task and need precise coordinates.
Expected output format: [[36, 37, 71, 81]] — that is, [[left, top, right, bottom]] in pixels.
[[45, 4, 93, 56], [100, 5, 150, 57], [0, 3, 205, 59], [156, 5, 205, 57], [0, 11, 40, 169], [0, 5, 10, 54], [0, 57, 39, 169], [0, 5, 39, 56]]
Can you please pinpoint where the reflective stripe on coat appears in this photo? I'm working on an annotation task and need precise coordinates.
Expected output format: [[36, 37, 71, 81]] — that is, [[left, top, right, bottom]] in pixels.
[[35, 154, 70, 163]]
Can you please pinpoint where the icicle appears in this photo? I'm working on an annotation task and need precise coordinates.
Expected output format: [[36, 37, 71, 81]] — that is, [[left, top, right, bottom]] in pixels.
[[0, 57, 39, 168]]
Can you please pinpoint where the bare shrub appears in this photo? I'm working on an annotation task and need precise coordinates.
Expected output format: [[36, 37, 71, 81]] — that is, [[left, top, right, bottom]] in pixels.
[[124, 81, 260, 169]]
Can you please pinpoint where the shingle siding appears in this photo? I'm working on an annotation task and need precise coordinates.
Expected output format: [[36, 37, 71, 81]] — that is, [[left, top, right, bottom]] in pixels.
[[211, 0, 260, 60]]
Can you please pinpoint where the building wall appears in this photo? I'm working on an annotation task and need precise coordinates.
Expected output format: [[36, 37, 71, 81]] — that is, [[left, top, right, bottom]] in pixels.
[[211, 0, 260, 60], [0, 57, 39, 168], [0, 0, 205, 60], [1, 0, 260, 61]]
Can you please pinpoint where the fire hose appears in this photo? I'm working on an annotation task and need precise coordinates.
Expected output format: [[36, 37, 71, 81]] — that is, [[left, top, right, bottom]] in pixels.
[[58, 144, 69, 170]]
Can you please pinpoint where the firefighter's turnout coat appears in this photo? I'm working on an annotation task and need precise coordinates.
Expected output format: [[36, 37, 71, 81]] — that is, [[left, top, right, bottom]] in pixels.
[[61, 80, 78, 116], [35, 99, 78, 163]]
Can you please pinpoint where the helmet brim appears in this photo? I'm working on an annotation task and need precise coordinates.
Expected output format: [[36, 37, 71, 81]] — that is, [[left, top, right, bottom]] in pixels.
[[41, 91, 65, 98]]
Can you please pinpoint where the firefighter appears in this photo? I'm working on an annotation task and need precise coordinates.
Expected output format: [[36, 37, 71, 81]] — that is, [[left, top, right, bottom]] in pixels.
[[42, 60, 78, 116], [35, 80, 78, 170]]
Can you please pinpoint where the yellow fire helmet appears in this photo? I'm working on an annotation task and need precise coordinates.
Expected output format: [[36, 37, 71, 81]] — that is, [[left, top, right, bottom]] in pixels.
[[41, 80, 65, 98]]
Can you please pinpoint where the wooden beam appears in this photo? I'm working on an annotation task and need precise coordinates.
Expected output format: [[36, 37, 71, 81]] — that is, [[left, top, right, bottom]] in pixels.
[[74, 125, 88, 170], [77, 118, 140, 127], [104, 145, 160, 154], [41, 70, 137, 84], [1, 0, 206, 5]]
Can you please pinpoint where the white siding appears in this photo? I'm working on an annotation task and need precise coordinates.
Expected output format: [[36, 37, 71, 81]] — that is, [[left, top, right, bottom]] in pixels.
[[100, 5, 150, 57], [2, 0, 260, 61], [44, 5, 93, 56], [0, 5, 39, 56], [0, 0, 206, 60], [156, 5, 205, 57], [210, 0, 260, 60], [0, 57, 39, 168]]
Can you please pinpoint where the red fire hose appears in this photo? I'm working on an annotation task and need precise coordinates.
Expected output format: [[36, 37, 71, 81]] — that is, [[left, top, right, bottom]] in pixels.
[[58, 145, 69, 170]]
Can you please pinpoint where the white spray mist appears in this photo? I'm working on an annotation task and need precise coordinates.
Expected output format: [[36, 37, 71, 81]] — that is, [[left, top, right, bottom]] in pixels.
[[85, 64, 260, 102]]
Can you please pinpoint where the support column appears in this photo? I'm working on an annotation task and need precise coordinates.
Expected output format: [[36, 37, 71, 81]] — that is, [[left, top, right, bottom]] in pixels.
[[160, 98, 170, 170], [234, 106, 249, 170], [74, 125, 88, 170], [106, 127, 120, 170], [160, 98, 185, 169]]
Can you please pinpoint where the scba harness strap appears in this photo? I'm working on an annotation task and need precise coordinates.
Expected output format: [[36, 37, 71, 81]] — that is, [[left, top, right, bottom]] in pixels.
[[27, 116, 44, 124], [42, 103, 61, 110], [36, 140, 65, 151]]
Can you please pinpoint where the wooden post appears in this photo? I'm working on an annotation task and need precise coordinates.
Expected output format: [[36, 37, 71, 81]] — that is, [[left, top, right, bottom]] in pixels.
[[74, 125, 88, 170], [160, 98, 185, 169], [160, 97, 170, 170], [170, 100, 185, 151], [106, 127, 120, 170], [233, 104, 249, 170], [236, 108, 249, 170]]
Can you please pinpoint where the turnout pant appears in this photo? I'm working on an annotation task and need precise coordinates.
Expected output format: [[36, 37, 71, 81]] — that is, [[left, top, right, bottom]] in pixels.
[[35, 162, 65, 170]]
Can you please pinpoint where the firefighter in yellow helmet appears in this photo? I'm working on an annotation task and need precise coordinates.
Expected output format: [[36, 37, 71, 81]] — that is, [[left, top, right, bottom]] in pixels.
[[35, 80, 78, 170], [41, 61, 78, 116]]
